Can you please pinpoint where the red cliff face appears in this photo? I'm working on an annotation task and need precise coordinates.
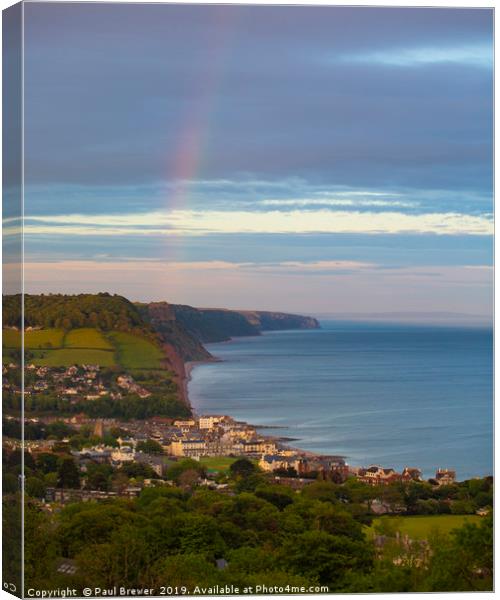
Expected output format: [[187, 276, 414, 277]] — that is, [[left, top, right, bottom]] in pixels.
[[161, 341, 189, 405]]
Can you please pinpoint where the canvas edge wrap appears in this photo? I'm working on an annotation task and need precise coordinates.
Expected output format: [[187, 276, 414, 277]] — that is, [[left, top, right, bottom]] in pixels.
[[3, 2, 24, 598]]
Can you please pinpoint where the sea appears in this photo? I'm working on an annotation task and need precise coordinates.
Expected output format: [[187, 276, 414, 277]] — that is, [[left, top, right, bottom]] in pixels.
[[188, 321, 493, 480]]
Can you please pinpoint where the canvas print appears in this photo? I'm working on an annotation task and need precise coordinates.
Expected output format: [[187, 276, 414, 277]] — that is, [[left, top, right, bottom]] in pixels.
[[2, 2, 493, 597]]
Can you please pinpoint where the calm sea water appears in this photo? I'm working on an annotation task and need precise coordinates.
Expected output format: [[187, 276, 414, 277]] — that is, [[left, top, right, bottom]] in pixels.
[[188, 322, 493, 480]]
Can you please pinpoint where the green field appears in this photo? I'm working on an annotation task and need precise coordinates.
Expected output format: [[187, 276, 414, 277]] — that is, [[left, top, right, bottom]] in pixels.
[[64, 328, 114, 350], [367, 514, 481, 540], [32, 348, 116, 367], [200, 456, 238, 473], [108, 331, 165, 370], [3, 327, 167, 370], [2, 329, 21, 348], [3, 328, 65, 349]]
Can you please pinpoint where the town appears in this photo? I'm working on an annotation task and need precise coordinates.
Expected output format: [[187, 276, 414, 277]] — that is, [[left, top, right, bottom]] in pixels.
[[4, 363, 459, 507]]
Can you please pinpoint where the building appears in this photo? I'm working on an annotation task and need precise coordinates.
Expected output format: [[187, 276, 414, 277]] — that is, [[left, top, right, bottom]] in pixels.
[[170, 436, 207, 458], [173, 420, 197, 434], [401, 467, 422, 482], [93, 419, 104, 438], [358, 465, 402, 486], [259, 454, 302, 473], [198, 415, 224, 430], [135, 452, 167, 477], [110, 446, 136, 464], [435, 468, 456, 486], [299, 455, 349, 481]]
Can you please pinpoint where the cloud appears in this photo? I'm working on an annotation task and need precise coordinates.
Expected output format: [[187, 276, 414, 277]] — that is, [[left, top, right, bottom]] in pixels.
[[259, 198, 416, 208], [23, 5, 492, 194], [23, 179, 492, 220], [8, 259, 492, 317], [339, 44, 492, 69], [19, 208, 493, 237]]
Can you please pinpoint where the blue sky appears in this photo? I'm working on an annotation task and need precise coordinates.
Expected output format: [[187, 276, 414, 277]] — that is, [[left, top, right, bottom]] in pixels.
[[11, 4, 493, 319]]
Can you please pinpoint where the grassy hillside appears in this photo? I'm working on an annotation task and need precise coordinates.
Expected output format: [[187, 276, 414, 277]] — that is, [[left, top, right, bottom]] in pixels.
[[3, 328, 66, 349], [2, 294, 196, 420], [65, 328, 114, 350], [32, 347, 116, 367], [3, 327, 166, 370], [108, 331, 165, 370]]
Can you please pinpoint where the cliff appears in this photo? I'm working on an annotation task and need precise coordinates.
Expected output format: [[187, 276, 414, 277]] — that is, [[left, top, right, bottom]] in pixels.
[[136, 302, 212, 362], [168, 305, 320, 343], [170, 305, 258, 343], [238, 310, 320, 332]]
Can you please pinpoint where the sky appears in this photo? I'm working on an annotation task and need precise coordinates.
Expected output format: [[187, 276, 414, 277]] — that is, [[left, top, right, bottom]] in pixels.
[[7, 3, 494, 320]]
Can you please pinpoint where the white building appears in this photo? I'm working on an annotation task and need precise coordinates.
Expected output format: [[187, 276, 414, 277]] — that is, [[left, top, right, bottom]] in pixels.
[[198, 415, 224, 430]]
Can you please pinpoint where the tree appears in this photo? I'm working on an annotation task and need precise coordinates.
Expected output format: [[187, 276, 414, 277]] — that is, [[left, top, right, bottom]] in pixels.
[[255, 484, 294, 510], [24, 502, 59, 591], [111, 472, 130, 493], [230, 458, 256, 479], [3, 473, 19, 495], [26, 477, 46, 499], [425, 515, 493, 591], [281, 529, 373, 587], [36, 452, 59, 474], [57, 458, 80, 489], [119, 462, 156, 479], [167, 459, 205, 483], [178, 469, 200, 491], [136, 440, 164, 455], [86, 464, 113, 491], [145, 554, 221, 591]]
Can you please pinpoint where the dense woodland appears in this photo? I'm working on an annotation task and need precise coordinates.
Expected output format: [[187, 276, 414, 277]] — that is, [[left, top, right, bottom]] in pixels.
[[4, 294, 147, 333], [2, 451, 493, 594]]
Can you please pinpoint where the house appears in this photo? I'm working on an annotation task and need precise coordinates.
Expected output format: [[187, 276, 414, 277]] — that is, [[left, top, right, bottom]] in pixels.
[[299, 455, 349, 480], [199, 415, 224, 430], [476, 507, 491, 516], [259, 454, 302, 473], [173, 420, 197, 433], [358, 465, 402, 486], [73, 447, 112, 466], [55, 558, 78, 576], [170, 436, 207, 458], [111, 446, 136, 464], [401, 467, 422, 482], [233, 438, 268, 455], [435, 468, 456, 486], [117, 436, 137, 448], [135, 452, 167, 477]]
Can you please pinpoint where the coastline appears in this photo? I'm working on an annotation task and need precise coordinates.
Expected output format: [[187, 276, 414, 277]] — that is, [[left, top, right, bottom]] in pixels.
[[185, 355, 339, 462], [184, 357, 222, 415], [182, 336, 490, 482]]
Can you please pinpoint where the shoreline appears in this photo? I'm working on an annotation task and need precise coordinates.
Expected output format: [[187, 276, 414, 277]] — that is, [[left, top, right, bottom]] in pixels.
[[184, 356, 342, 462], [183, 357, 222, 416], [182, 357, 486, 483]]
